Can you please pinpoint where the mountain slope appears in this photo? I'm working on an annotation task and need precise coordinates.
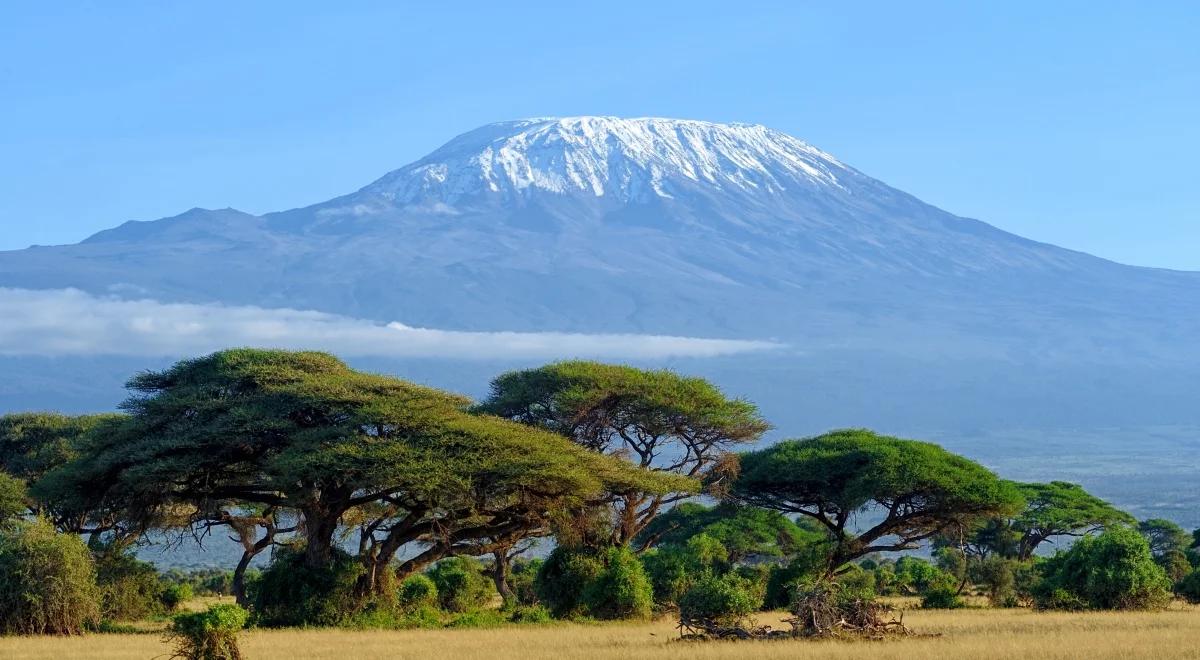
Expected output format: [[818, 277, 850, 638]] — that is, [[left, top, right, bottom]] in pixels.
[[1, 116, 1198, 366]]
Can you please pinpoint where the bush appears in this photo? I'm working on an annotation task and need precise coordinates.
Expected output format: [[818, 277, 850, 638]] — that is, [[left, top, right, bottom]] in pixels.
[[1034, 526, 1172, 611], [892, 556, 955, 595], [427, 557, 494, 613], [253, 547, 366, 627], [580, 546, 654, 620], [1176, 570, 1200, 603], [509, 558, 542, 606], [398, 573, 439, 612], [161, 582, 194, 612], [764, 556, 822, 609], [0, 518, 101, 635], [1159, 549, 1193, 583], [920, 586, 964, 609], [971, 556, 1016, 606], [535, 547, 604, 618], [446, 608, 508, 628], [678, 573, 761, 627], [95, 550, 167, 621], [507, 604, 553, 623], [0, 473, 26, 524], [641, 548, 691, 607], [165, 603, 248, 660]]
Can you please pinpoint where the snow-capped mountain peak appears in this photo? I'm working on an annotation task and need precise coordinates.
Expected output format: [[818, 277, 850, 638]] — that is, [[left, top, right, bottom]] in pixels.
[[361, 116, 851, 205]]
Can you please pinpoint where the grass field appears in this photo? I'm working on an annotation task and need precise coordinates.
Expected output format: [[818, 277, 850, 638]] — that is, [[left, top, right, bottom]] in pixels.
[[3, 604, 1199, 660]]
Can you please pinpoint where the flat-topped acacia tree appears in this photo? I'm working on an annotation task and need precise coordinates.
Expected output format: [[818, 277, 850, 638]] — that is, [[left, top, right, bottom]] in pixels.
[[730, 429, 1023, 574], [37, 349, 689, 597], [476, 361, 769, 546]]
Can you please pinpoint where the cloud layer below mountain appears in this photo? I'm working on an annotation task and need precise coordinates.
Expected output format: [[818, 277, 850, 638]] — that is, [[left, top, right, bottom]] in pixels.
[[0, 288, 781, 360]]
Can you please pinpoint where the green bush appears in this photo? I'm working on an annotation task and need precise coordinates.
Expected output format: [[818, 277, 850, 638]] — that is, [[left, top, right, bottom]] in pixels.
[[535, 547, 604, 618], [446, 608, 508, 628], [427, 557, 494, 613], [836, 564, 877, 601], [920, 586, 964, 609], [509, 558, 542, 606], [253, 547, 365, 627], [1176, 570, 1200, 603], [0, 518, 101, 635], [971, 556, 1016, 606], [165, 603, 248, 660], [398, 573, 439, 612], [1034, 526, 1172, 611], [507, 604, 553, 623], [580, 546, 654, 620], [1159, 549, 1193, 583], [892, 556, 955, 595], [764, 556, 823, 609], [95, 550, 167, 621], [161, 582, 194, 612], [678, 573, 761, 626], [641, 548, 692, 607]]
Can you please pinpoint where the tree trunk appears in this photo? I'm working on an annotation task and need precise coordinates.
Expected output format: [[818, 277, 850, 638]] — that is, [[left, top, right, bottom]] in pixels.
[[303, 510, 341, 568], [232, 550, 254, 606], [491, 550, 515, 606]]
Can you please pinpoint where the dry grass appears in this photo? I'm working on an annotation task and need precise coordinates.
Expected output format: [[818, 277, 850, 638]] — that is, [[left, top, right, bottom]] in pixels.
[[3, 605, 1200, 660]]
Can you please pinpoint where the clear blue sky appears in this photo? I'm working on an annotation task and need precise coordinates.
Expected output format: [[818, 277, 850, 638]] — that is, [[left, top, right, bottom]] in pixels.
[[2, 2, 1197, 269]]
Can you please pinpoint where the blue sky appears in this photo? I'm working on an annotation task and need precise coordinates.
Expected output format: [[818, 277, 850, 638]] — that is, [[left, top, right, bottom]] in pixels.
[[2, 2, 1197, 269]]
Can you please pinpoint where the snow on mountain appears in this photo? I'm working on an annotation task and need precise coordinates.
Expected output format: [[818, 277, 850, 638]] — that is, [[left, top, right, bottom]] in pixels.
[[359, 117, 849, 205]]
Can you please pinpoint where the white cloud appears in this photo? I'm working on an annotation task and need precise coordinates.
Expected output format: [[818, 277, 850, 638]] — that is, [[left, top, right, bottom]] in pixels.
[[0, 288, 782, 360]]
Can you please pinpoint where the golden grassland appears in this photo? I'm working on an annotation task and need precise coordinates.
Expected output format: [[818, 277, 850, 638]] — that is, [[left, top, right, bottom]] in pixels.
[[4, 603, 1200, 660]]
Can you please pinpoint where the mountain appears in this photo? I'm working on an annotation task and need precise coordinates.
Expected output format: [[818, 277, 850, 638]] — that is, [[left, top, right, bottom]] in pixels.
[[2, 116, 1200, 430]]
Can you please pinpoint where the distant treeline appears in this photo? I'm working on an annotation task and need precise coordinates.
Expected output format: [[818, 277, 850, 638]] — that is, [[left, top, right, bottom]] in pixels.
[[1, 349, 1197, 637]]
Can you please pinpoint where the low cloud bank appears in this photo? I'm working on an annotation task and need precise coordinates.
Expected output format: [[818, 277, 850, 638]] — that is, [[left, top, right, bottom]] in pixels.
[[0, 288, 782, 360]]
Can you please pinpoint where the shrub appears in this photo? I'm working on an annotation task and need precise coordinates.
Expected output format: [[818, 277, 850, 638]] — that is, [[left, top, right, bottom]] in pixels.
[[971, 556, 1016, 606], [253, 547, 365, 627], [509, 557, 542, 606], [1034, 526, 1172, 610], [161, 582, 194, 612], [535, 547, 604, 618], [641, 548, 691, 606], [678, 573, 761, 627], [446, 608, 508, 628], [427, 557, 494, 613], [580, 546, 654, 620], [398, 573, 439, 612], [892, 556, 955, 595], [1159, 549, 1193, 583], [0, 518, 101, 635], [508, 604, 553, 623], [165, 603, 248, 660], [920, 586, 964, 609], [764, 556, 822, 609], [95, 550, 167, 621], [1176, 570, 1200, 604], [836, 565, 877, 601]]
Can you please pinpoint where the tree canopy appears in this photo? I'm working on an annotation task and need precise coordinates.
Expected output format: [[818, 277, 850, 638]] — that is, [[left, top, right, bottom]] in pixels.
[[1138, 518, 1190, 560], [634, 502, 824, 561], [1007, 481, 1133, 560], [38, 349, 688, 596], [476, 360, 767, 545], [730, 429, 1023, 572]]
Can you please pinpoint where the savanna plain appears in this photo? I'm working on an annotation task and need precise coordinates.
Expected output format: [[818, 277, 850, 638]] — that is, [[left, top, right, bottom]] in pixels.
[[3, 603, 1198, 660]]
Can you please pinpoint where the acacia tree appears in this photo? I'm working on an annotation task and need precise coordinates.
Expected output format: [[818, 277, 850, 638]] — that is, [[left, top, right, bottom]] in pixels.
[[633, 502, 823, 562], [1, 412, 135, 545], [729, 429, 1023, 574], [1138, 518, 1190, 560], [39, 349, 686, 598], [1007, 481, 1132, 560], [476, 361, 768, 546]]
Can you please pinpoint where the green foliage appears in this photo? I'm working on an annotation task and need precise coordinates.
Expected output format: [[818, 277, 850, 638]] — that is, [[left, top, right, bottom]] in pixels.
[[634, 503, 820, 561], [535, 547, 604, 618], [1034, 526, 1172, 610], [0, 472, 26, 524], [1139, 518, 1191, 559], [921, 586, 964, 609], [509, 557, 542, 606], [253, 547, 365, 627], [1006, 481, 1133, 560], [678, 573, 762, 626], [732, 429, 1023, 570], [892, 556, 956, 595], [580, 546, 654, 620], [1158, 549, 1192, 583], [0, 518, 101, 635], [166, 603, 248, 660], [94, 550, 167, 621], [835, 564, 877, 601], [428, 557, 494, 613], [160, 582, 194, 612], [970, 556, 1017, 606], [397, 573, 439, 612], [1175, 570, 1200, 604], [445, 608, 509, 628], [478, 361, 757, 542], [507, 604, 553, 624]]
